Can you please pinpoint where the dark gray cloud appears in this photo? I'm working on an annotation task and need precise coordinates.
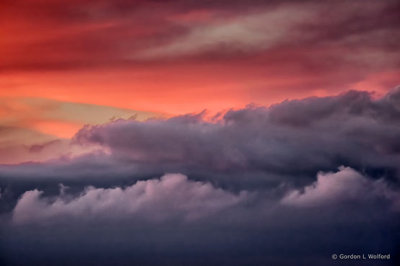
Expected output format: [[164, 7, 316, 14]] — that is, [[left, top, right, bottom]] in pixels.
[[72, 86, 400, 186], [1, 87, 400, 193]]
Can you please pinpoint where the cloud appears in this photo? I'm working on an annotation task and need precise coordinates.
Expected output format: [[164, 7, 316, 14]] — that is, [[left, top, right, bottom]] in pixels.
[[5, 167, 400, 266], [70, 87, 400, 186], [11, 167, 400, 226], [282, 166, 400, 210], [1, 0, 398, 117], [1, 0, 398, 73], [13, 173, 248, 225], [135, 6, 313, 59], [1, 87, 400, 191]]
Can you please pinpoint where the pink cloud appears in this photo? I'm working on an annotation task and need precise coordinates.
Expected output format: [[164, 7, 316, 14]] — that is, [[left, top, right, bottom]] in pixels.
[[282, 166, 400, 210], [13, 173, 248, 224]]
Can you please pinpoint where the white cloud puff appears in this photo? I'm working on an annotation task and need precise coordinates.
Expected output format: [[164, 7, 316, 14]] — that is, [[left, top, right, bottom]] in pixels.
[[12, 173, 248, 225]]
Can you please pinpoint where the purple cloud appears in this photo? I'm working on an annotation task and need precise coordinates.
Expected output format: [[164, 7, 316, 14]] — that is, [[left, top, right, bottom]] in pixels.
[[282, 166, 400, 210], [13, 173, 248, 225]]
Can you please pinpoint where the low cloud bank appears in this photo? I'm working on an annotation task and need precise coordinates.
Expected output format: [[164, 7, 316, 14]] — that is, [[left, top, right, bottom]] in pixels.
[[11, 167, 400, 226], [13, 173, 247, 225]]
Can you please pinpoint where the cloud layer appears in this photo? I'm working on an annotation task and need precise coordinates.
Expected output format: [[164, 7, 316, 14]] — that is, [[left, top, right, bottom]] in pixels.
[[3, 167, 400, 266], [13, 173, 247, 224], [72, 87, 400, 188], [1, 87, 400, 191], [12, 167, 400, 225]]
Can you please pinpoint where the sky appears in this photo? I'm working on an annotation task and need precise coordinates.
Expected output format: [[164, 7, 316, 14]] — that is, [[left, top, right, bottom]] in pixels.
[[0, 0, 400, 265]]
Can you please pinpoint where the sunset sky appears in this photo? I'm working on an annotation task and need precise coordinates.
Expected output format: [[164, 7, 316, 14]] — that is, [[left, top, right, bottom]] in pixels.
[[1, 0, 399, 143], [0, 1, 399, 265]]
